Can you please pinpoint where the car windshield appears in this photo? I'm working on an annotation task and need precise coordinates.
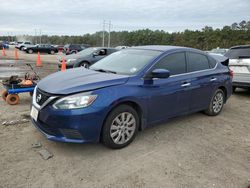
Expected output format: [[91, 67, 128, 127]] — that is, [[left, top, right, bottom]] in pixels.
[[90, 49, 161, 75], [225, 47, 250, 59], [78, 47, 98, 56]]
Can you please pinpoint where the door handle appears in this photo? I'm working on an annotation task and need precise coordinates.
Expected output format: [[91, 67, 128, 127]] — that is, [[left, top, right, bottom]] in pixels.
[[210, 78, 217, 82], [181, 83, 191, 87]]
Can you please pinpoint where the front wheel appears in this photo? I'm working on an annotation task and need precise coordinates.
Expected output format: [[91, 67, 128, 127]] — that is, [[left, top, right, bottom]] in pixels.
[[50, 50, 55, 55], [204, 89, 225, 116], [28, 49, 33, 54], [102, 105, 139, 149]]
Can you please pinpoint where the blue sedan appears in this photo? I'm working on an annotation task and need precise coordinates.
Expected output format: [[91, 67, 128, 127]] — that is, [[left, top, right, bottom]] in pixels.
[[31, 45, 232, 149]]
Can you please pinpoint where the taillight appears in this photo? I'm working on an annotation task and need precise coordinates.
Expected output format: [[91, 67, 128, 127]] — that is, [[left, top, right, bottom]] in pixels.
[[229, 69, 234, 77]]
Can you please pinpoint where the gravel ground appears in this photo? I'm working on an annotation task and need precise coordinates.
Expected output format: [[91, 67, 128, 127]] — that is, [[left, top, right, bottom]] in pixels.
[[0, 57, 249, 188]]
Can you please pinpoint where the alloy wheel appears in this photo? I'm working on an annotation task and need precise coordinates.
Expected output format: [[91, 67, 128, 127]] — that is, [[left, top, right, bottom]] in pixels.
[[110, 112, 136, 145], [212, 92, 224, 113]]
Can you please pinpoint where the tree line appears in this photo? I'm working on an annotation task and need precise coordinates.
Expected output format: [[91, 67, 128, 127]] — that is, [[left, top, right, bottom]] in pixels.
[[1, 20, 250, 50]]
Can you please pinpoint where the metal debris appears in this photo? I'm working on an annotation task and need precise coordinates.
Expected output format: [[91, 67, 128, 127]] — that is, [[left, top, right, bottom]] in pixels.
[[38, 149, 53, 160], [1, 119, 30, 126], [31, 142, 42, 148]]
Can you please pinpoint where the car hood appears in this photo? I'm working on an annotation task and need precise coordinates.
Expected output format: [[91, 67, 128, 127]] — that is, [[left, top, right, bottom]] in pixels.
[[65, 53, 89, 60], [37, 68, 129, 95]]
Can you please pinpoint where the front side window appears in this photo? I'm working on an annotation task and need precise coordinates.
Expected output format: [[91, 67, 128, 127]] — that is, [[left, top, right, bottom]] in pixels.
[[187, 52, 209, 72], [153, 52, 186, 76]]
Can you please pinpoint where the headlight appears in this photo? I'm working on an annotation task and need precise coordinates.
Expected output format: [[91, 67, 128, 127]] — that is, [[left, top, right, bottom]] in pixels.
[[67, 59, 76, 63], [53, 93, 97, 109]]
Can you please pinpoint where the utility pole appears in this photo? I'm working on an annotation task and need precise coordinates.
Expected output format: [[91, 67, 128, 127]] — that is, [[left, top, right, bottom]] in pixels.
[[39, 29, 42, 44], [34, 29, 37, 44], [108, 20, 111, 47], [102, 20, 105, 47]]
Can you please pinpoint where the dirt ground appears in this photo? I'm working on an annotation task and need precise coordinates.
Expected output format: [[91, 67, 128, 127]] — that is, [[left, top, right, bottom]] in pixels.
[[1, 46, 64, 64], [0, 54, 249, 188]]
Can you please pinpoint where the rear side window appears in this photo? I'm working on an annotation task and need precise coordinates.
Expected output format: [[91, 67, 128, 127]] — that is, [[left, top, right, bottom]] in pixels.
[[208, 56, 217, 68], [188, 52, 209, 72], [154, 52, 186, 76], [224, 47, 250, 59]]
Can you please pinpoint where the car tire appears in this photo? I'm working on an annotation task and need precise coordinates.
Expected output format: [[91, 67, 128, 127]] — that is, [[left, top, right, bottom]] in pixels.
[[6, 94, 20, 105], [79, 62, 89, 68], [102, 104, 139, 149], [21, 46, 25, 51], [50, 50, 55, 55], [204, 89, 225, 116], [28, 49, 33, 54]]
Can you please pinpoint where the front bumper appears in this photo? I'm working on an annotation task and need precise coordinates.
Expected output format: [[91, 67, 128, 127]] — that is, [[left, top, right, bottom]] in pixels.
[[31, 104, 106, 143], [58, 61, 74, 69]]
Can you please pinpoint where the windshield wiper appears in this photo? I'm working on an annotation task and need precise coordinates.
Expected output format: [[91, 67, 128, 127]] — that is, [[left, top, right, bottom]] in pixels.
[[92, 68, 117, 74]]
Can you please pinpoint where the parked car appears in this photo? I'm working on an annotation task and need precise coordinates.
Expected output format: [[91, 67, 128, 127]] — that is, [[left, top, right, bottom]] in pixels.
[[225, 45, 250, 91], [24, 44, 59, 54], [209, 48, 229, 55], [31, 45, 232, 149], [0, 41, 9, 49], [0, 42, 3, 50], [58, 47, 118, 69], [9, 41, 17, 45], [63, 44, 90, 55], [15, 41, 33, 50], [115, 46, 129, 50], [53, 45, 64, 52]]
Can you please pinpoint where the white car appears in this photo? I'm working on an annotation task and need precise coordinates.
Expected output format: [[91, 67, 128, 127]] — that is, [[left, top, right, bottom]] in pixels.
[[225, 45, 250, 91], [15, 41, 33, 51]]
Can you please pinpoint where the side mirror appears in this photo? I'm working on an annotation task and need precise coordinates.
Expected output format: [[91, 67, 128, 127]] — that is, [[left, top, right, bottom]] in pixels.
[[150, 69, 170, 79]]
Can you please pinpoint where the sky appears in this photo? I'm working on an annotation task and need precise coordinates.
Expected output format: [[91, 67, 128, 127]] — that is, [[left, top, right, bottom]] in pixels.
[[0, 0, 250, 36]]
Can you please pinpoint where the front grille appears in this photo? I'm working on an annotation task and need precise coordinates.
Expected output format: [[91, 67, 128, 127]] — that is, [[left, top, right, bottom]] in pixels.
[[36, 88, 51, 106], [60, 129, 82, 139], [36, 120, 61, 136]]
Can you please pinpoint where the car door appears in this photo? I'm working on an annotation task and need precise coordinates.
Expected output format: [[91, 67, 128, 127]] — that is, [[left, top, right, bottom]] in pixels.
[[145, 52, 192, 123], [186, 52, 217, 112], [93, 49, 107, 62], [38, 45, 45, 53]]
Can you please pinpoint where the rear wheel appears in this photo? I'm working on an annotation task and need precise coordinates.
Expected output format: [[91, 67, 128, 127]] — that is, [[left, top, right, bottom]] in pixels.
[[6, 94, 20, 105], [1, 90, 8, 101], [204, 89, 225, 116], [28, 49, 33, 54], [102, 105, 139, 149], [50, 50, 55, 55]]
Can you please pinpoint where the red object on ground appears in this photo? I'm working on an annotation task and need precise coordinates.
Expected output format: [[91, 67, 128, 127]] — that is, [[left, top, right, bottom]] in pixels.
[[36, 52, 42, 67], [14, 48, 19, 60], [61, 58, 66, 71], [2, 47, 6, 56]]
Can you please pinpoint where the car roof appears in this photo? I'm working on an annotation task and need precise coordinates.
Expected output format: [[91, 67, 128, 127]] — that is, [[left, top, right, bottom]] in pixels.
[[130, 45, 201, 53], [230, 45, 250, 49]]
